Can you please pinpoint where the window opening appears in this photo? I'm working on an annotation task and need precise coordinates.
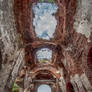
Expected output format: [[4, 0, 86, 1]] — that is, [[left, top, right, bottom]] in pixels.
[[33, 3, 58, 40], [36, 48, 52, 63], [38, 84, 51, 92]]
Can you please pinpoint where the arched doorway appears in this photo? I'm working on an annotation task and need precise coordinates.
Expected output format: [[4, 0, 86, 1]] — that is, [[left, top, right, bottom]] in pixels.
[[38, 84, 51, 92]]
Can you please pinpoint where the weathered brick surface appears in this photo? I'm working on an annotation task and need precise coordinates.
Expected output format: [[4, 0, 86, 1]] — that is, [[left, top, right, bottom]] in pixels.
[[0, 0, 25, 92], [0, 0, 92, 92]]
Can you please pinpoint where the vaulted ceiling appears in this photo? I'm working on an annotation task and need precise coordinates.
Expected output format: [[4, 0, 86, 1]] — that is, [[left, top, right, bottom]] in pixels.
[[14, 0, 76, 81], [0, 0, 92, 92]]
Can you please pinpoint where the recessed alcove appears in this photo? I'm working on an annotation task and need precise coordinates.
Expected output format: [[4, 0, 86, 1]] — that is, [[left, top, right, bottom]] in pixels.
[[32, 3, 58, 40]]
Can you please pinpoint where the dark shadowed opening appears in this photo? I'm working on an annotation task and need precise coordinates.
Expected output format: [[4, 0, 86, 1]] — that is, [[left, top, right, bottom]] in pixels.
[[67, 82, 75, 92], [87, 48, 92, 70]]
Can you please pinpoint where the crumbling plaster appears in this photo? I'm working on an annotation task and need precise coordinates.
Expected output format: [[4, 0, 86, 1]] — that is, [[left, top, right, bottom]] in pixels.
[[74, 0, 92, 42], [0, 0, 92, 92], [0, 0, 25, 92]]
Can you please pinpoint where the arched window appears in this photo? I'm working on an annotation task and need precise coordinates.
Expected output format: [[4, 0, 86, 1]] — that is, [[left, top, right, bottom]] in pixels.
[[33, 3, 58, 40], [38, 84, 51, 92], [87, 48, 92, 70], [67, 82, 75, 92], [36, 48, 52, 63]]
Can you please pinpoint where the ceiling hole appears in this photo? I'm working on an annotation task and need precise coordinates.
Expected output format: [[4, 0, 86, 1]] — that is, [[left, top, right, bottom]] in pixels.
[[36, 48, 52, 63], [33, 3, 58, 40]]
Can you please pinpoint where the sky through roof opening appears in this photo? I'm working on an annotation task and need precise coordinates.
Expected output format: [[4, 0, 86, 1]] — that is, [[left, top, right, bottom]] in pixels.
[[36, 48, 52, 63], [33, 3, 58, 40]]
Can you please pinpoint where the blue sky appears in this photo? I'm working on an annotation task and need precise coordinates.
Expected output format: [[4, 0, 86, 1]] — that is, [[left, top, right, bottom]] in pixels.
[[36, 48, 52, 62], [38, 84, 51, 92], [33, 3, 58, 40]]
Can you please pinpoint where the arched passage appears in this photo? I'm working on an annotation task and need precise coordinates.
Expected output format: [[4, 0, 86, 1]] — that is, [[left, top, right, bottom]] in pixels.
[[30, 66, 61, 79]]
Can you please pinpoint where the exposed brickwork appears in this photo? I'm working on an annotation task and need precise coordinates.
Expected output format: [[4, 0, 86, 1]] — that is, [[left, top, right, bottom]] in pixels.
[[0, 0, 25, 92], [0, 0, 92, 92]]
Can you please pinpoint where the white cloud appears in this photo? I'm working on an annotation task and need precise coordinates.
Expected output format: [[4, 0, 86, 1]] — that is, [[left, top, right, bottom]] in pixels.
[[33, 3, 58, 40], [36, 48, 52, 62]]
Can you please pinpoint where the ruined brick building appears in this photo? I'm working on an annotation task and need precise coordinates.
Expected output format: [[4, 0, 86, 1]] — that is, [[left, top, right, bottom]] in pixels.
[[0, 0, 92, 92]]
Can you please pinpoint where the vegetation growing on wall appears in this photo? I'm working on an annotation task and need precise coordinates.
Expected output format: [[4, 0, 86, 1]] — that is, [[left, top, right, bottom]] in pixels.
[[12, 83, 19, 92], [40, 0, 55, 3]]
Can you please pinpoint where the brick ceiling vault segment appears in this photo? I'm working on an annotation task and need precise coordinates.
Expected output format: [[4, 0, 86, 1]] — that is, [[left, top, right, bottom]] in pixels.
[[14, 0, 67, 41], [14, 0, 67, 64], [14, 0, 77, 90]]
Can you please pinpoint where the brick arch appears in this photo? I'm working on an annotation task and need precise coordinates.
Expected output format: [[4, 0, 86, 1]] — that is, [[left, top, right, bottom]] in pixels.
[[30, 66, 61, 79]]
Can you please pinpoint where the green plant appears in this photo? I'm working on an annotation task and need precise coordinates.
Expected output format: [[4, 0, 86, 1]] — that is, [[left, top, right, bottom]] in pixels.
[[40, 58, 49, 63], [40, 0, 55, 3], [40, 0, 43, 2], [12, 83, 19, 92], [48, 0, 55, 3]]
